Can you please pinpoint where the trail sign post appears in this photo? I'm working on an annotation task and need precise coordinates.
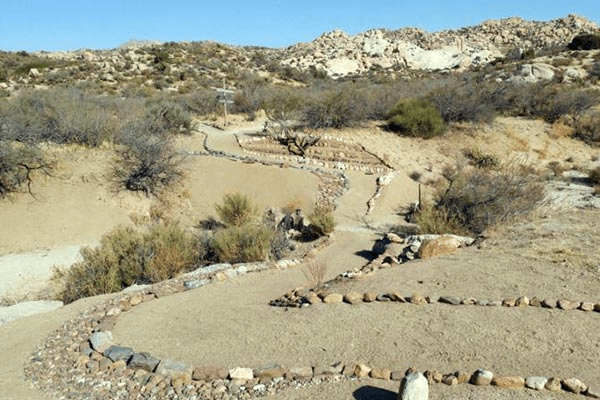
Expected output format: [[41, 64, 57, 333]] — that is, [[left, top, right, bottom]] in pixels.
[[215, 78, 234, 127]]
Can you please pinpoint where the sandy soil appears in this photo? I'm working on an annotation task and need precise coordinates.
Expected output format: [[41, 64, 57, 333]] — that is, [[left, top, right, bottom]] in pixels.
[[1, 116, 599, 400]]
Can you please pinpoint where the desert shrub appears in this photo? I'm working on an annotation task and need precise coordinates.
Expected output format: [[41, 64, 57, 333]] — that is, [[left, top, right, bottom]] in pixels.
[[308, 205, 336, 235], [463, 147, 500, 169], [0, 88, 140, 146], [414, 201, 469, 236], [215, 192, 258, 227], [589, 166, 600, 185], [567, 34, 600, 50], [212, 223, 274, 263], [301, 83, 366, 129], [233, 75, 270, 120], [386, 99, 446, 138], [54, 222, 199, 303], [113, 121, 185, 196], [589, 62, 600, 79], [144, 98, 192, 134], [431, 164, 544, 234], [507, 83, 600, 123], [180, 88, 221, 116], [573, 114, 600, 146], [0, 141, 52, 198], [429, 80, 504, 123]]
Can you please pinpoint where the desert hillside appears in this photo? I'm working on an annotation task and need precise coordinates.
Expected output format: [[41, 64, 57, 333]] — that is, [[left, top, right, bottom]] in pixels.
[[1, 14, 600, 400]]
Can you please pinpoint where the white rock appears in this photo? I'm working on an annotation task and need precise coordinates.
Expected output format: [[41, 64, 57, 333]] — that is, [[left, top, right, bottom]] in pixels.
[[525, 376, 548, 390], [398, 372, 428, 400], [229, 367, 254, 381]]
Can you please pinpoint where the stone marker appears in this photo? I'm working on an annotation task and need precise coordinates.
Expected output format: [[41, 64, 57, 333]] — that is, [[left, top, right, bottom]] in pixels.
[[398, 371, 428, 400], [192, 366, 229, 381], [323, 293, 343, 304]]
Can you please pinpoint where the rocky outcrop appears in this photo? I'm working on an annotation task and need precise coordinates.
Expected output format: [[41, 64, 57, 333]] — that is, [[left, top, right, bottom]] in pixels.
[[281, 14, 599, 77]]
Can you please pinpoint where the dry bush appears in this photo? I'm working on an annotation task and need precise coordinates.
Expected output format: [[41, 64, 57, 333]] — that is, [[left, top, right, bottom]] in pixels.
[[0, 88, 140, 146], [302, 261, 327, 289], [573, 114, 600, 146], [463, 147, 500, 169], [428, 79, 504, 123], [212, 223, 274, 264], [113, 124, 185, 197], [54, 222, 199, 303], [414, 201, 469, 236], [429, 164, 545, 235], [507, 83, 600, 123], [144, 98, 192, 134], [0, 141, 52, 198], [215, 192, 258, 227], [300, 83, 366, 129], [308, 205, 336, 236], [589, 166, 600, 185]]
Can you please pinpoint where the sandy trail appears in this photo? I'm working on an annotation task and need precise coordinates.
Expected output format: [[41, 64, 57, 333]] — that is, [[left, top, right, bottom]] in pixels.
[[2, 117, 600, 400]]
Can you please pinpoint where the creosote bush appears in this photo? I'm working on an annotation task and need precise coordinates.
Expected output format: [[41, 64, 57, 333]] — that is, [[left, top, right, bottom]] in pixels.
[[54, 222, 200, 304], [386, 99, 446, 138]]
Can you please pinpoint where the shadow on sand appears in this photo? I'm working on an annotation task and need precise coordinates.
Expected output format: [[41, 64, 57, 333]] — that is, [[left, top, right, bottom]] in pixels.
[[353, 385, 396, 400]]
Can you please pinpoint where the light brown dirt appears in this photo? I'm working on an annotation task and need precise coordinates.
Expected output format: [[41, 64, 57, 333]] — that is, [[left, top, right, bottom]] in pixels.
[[1, 117, 600, 400]]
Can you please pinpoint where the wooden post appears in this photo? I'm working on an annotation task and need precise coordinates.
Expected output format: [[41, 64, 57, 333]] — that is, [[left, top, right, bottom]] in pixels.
[[222, 78, 228, 127]]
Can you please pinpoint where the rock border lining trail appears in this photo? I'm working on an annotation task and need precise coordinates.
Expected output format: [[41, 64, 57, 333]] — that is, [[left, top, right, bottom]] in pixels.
[[25, 258, 600, 399]]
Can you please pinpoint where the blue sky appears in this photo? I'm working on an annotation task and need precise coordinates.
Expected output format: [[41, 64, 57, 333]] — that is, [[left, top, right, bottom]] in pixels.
[[1, 1, 598, 52]]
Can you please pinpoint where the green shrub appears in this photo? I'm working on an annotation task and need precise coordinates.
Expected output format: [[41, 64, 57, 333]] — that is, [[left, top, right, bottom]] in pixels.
[[308, 205, 336, 235], [54, 222, 199, 303], [386, 99, 446, 138], [212, 223, 274, 263], [215, 192, 258, 227]]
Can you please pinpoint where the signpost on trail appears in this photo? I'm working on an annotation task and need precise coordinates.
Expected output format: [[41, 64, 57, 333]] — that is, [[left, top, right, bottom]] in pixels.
[[214, 78, 234, 127]]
